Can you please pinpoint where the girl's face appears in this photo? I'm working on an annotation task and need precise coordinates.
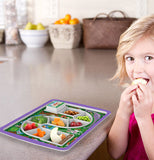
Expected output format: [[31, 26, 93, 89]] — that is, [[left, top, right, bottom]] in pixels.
[[124, 36, 154, 93]]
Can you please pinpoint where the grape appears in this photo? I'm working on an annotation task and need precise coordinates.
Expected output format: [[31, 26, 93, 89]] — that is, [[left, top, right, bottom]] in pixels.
[[76, 116, 90, 122]]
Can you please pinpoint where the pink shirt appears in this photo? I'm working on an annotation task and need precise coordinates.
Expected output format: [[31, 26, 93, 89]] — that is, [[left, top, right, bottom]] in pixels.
[[124, 113, 154, 160]]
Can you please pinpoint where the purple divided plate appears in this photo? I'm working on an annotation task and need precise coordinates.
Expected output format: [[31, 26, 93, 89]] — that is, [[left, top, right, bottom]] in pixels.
[[0, 99, 111, 151]]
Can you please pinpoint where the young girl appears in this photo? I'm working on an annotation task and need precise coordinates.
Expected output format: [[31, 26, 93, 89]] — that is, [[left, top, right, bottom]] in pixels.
[[107, 14, 154, 160]]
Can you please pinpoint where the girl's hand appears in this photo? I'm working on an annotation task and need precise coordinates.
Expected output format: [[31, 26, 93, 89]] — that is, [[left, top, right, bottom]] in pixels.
[[132, 84, 153, 122], [117, 84, 138, 119]]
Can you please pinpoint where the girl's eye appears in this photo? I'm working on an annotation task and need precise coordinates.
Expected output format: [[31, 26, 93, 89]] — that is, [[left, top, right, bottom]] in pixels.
[[145, 56, 153, 61], [125, 56, 134, 61]]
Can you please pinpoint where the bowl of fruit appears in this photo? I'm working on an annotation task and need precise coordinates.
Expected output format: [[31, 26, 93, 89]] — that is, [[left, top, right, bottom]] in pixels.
[[19, 22, 49, 48], [49, 14, 82, 49]]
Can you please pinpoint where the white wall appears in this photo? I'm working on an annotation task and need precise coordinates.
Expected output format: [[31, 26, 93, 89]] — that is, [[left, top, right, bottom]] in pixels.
[[27, 0, 154, 25], [148, 0, 154, 15]]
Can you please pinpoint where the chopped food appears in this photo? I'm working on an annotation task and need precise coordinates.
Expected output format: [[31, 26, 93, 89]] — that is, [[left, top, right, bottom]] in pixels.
[[64, 110, 79, 115], [76, 116, 91, 122], [70, 121, 82, 127], [52, 117, 65, 127], [33, 128, 46, 137], [24, 123, 38, 131], [31, 116, 47, 124], [60, 134, 66, 140]]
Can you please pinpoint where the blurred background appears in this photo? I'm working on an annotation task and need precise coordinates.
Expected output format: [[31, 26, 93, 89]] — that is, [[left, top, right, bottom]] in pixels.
[[0, 0, 153, 29]]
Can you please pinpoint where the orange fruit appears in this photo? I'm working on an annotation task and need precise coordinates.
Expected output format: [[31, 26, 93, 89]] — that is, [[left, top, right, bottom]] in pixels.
[[54, 14, 79, 25], [54, 20, 61, 24], [69, 18, 79, 25], [64, 14, 71, 21], [59, 18, 68, 24], [74, 18, 79, 24]]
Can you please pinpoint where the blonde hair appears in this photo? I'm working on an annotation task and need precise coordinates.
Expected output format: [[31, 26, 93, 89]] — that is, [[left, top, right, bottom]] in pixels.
[[113, 14, 154, 85]]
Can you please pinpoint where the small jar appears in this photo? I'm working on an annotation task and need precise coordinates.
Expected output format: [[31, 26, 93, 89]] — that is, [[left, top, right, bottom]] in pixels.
[[4, 0, 21, 45]]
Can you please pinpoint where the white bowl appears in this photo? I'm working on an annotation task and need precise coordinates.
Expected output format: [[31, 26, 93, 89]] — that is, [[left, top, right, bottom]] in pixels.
[[19, 29, 49, 48]]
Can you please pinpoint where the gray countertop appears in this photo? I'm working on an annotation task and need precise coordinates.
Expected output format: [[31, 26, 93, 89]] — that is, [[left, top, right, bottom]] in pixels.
[[0, 44, 122, 160]]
